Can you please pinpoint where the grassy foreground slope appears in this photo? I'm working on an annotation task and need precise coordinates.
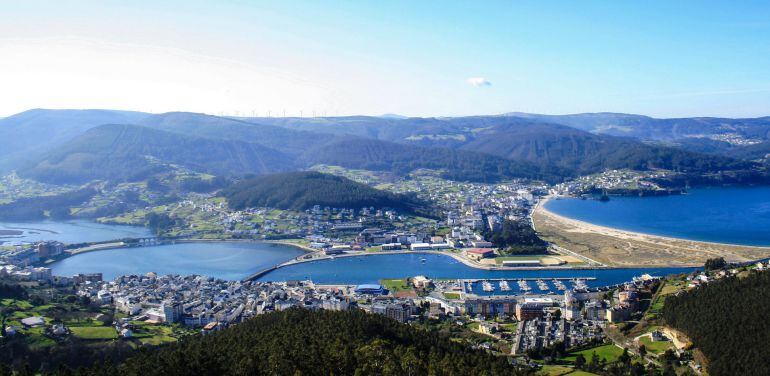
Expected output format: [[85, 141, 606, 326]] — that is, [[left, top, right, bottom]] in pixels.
[[83, 309, 521, 376]]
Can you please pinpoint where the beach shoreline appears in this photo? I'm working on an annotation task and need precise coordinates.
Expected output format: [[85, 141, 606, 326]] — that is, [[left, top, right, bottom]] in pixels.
[[534, 195, 770, 267]]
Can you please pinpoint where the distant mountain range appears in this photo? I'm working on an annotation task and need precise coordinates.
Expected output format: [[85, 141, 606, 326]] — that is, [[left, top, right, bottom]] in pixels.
[[1, 109, 768, 185]]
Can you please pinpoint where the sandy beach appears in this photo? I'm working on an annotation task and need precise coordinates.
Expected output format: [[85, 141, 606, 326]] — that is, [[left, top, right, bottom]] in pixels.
[[533, 196, 770, 267]]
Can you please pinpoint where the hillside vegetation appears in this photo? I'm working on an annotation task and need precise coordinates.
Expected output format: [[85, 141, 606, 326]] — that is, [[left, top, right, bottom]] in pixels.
[[21, 124, 293, 184], [3, 110, 766, 186], [300, 138, 566, 183], [223, 171, 431, 215], [663, 270, 770, 376], [80, 308, 520, 376]]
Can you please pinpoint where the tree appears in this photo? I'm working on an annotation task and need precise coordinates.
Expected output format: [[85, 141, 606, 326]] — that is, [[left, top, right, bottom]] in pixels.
[[588, 351, 600, 372], [704, 257, 726, 270], [483, 219, 547, 254], [145, 212, 175, 236], [574, 354, 586, 370], [618, 347, 631, 366]]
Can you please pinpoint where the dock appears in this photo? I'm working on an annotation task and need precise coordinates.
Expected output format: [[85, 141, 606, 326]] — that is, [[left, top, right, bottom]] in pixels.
[[460, 277, 597, 282]]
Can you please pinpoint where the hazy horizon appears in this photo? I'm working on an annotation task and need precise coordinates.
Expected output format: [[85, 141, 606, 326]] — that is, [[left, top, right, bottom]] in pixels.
[[2, 1, 770, 118], [3, 106, 770, 120]]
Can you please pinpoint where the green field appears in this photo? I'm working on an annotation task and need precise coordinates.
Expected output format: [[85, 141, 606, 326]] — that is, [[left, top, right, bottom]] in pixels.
[[70, 326, 118, 340], [537, 365, 574, 376], [537, 365, 599, 376], [1, 293, 187, 348], [647, 280, 686, 317], [380, 278, 413, 293], [443, 292, 460, 300], [563, 344, 625, 363], [639, 336, 673, 354]]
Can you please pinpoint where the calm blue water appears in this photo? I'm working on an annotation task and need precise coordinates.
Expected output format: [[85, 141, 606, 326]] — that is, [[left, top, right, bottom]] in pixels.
[[545, 187, 770, 246], [50, 242, 305, 280], [259, 253, 695, 285], [0, 220, 151, 245]]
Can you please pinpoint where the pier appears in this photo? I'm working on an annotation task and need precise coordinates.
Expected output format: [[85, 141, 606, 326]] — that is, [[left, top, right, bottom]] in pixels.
[[459, 277, 597, 282]]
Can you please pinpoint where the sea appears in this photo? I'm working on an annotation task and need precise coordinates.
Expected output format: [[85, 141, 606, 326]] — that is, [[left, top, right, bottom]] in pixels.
[[545, 186, 770, 246]]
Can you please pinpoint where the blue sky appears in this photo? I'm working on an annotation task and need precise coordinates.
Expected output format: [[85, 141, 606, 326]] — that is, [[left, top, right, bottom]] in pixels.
[[1, 1, 769, 117]]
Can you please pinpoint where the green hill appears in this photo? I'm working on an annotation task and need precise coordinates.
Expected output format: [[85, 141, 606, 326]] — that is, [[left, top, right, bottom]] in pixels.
[[251, 114, 757, 176], [458, 122, 753, 175], [82, 308, 519, 376], [22, 124, 295, 184], [0, 108, 150, 172], [223, 171, 431, 215], [663, 270, 770, 375], [300, 137, 566, 183], [2, 109, 765, 186]]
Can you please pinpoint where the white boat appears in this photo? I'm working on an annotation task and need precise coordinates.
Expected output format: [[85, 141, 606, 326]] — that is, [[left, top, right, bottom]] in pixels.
[[573, 278, 588, 290], [552, 279, 566, 291], [482, 281, 494, 292], [517, 279, 531, 292], [499, 280, 511, 291], [536, 279, 549, 291]]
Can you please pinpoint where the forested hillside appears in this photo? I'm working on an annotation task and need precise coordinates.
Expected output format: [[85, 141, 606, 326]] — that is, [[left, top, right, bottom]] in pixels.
[[0, 188, 97, 220], [79, 308, 520, 376], [1, 109, 766, 186], [300, 138, 566, 183], [21, 124, 294, 184], [663, 270, 770, 376], [458, 122, 754, 175], [0, 109, 149, 172], [223, 171, 431, 215], [253, 114, 758, 177]]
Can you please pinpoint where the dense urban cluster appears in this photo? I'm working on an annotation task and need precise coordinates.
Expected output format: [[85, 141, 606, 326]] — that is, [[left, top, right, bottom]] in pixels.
[[0, 241, 62, 282]]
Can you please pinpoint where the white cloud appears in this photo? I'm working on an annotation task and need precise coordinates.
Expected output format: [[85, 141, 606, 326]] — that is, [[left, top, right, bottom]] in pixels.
[[466, 77, 491, 87]]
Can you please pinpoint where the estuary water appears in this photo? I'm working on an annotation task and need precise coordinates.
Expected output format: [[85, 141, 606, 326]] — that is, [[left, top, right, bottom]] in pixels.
[[258, 253, 695, 286], [544, 187, 770, 246], [51, 242, 695, 286], [0, 220, 151, 245], [50, 242, 305, 280]]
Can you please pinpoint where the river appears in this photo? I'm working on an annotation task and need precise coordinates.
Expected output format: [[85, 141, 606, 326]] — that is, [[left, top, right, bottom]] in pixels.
[[0, 220, 151, 245], [545, 186, 770, 246]]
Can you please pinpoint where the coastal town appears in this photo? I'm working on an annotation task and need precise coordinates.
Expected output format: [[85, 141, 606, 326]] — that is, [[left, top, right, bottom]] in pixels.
[[1, 166, 769, 375], [5, 257, 766, 374]]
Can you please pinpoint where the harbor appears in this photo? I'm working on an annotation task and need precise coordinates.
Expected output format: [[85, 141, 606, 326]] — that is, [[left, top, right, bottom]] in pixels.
[[461, 277, 598, 296]]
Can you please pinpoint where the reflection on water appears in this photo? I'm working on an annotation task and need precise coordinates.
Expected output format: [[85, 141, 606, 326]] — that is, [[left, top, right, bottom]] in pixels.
[[50, 242, 305, 280], [545, 187, 770, 246], [0, 220, 151, 245], [260, 253, 695, 286]]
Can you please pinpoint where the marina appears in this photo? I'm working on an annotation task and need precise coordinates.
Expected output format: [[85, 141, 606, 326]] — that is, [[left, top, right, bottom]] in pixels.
[[460, 277, 600, 296]]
